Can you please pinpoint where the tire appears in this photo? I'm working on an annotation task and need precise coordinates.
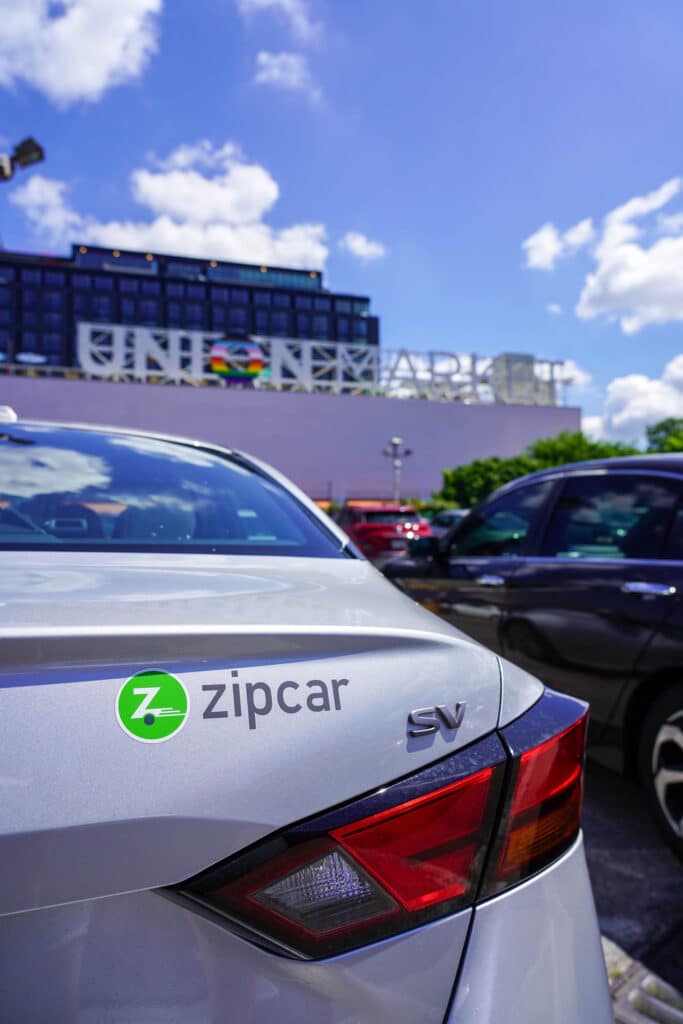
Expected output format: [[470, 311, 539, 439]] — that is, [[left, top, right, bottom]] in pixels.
[[638, 684, 683, 858]]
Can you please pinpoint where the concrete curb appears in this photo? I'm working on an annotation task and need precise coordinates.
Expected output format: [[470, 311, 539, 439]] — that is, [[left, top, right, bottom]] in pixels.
[[602, 937, 683, 1023]]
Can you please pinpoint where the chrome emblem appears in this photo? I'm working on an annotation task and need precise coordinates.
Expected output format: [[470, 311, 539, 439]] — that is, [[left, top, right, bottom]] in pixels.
[[407, 702, 466, 737]]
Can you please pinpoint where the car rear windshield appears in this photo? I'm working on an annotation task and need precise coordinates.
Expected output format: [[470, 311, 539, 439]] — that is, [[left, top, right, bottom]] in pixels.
[[363, 510, 417, 524], [0, 425, 345, 558]]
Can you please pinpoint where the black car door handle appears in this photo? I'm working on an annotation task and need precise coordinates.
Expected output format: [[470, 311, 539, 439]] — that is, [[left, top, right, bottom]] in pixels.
[[621, 581, 677, 597], [475, 574, 506, 587]]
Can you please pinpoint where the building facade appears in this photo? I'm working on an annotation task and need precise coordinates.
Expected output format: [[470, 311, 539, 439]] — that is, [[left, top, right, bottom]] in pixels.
[[0, 244, 379, 368]]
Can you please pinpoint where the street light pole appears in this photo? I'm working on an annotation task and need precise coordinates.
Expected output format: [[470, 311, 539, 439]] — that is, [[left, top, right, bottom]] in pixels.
[[383, 436, 412, 503], [0, 137, 45, 183]]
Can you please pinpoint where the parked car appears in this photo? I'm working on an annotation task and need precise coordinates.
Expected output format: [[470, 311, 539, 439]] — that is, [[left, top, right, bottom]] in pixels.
[[384, 455, 683, 855], [430, 507, 469, 538], [0, 419, 611, 1023], [336, 501, 431, 560]]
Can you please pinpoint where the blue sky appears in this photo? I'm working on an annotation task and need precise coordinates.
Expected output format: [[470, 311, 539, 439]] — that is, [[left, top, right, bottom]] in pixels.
[[1, 0, 683, 440]]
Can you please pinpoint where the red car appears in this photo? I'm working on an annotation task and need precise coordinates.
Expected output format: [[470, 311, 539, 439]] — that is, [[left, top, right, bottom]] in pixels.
[[337, 502, 431, 560]]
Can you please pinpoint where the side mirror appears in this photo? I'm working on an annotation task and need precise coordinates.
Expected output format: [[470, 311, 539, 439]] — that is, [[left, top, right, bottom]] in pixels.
[[408, 536, 439, 559]]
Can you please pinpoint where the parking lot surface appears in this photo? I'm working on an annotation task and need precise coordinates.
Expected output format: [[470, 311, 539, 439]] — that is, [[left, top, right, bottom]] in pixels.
[[583, 763, 683, 992]]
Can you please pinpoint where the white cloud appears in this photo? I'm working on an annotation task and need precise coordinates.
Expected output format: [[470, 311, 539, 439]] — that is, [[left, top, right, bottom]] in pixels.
[[253, 51, 320, 102], [522, 217, 595, 271], [9, 140, 329, 269], [0, 0, 161, 107], [339, 231, 387, 262], [547, 303, 563, 315], [524, 177, 683, 334], [561, 359, 593, 390], [584, 355, 683, 442], [576, 178, 683, 333], [582, 415, 605, 440], [235, 0, 319, 42]]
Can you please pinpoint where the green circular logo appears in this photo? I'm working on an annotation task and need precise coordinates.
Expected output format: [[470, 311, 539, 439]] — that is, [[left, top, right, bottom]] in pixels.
[[116, 670, 189, 743]]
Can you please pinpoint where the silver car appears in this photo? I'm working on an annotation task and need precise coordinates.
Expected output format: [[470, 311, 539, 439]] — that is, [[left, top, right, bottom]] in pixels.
[[0, 421, 612, 1023]]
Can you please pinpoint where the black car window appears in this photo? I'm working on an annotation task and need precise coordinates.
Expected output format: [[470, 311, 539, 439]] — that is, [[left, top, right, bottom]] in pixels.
[[663, 504, 683, 560], [448, 480, 553, 558], [541, 474, 681, 560], [0, 426, 345, 558]]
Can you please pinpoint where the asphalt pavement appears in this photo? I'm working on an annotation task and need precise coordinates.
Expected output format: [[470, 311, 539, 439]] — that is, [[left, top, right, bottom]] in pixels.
[[583, 762, 683, 992]]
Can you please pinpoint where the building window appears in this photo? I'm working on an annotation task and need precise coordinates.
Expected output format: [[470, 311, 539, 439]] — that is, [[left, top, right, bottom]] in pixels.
[[229, 307, 247, 331], [0, 267, 15, 282], [43, 291, 63, 311], [296, 313, 311, 336], [94, 275, 114, 291], [272, 293, 290, 308], [0, 286, 11, 306], [141, 279, 160, 296], [45, 271, 65, 287], [43, 333, 64, 354], [271, 311, 289, 335], [314, 296, 331, 312], [335, 299, 351, 314], [211, 287, 230, 302], [72, 294, 88, 315], [336, 316, 349, 337], [231, 288, 248, 305], [44, 312, 64, 329], [21, 268, 41, 285], [187, 284, 206, 300], [91, 296, 113, 319], [253, 290, 271, 306], [313, 315, 330, 338], [352, 318, 368, 339], [211, 307, 227, 329], [22, 311, 38, 327], [167, 302, 182, 325], [0, 329, 10, 350], [21, 331, 37, 349], [72, 274, 92, 289], [22, 290, 37, 309], [120, 278, 139, 294], [353, 300, 370, 315], [254, 310, 269, 332], [166, 281, 184, 298], [185, 304, 203, 327], [295, 295, 312, 310], [121, 298, 136, 322], [0, 309, 11, 325], [139, 299, 159, 322]]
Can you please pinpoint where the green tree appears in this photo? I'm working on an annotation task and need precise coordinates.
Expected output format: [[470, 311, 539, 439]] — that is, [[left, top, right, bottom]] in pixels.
[[646, 418, 683, 452], [436, 431, 639, 508]]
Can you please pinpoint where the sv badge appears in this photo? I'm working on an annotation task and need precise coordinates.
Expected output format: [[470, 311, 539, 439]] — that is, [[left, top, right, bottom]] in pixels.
[[407, 701, 466, 737]]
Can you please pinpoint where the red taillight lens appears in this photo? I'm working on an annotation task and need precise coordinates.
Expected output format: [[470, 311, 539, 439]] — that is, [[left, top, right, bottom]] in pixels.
[[483, 708, 587, 897], [333, 767, 495, 911]]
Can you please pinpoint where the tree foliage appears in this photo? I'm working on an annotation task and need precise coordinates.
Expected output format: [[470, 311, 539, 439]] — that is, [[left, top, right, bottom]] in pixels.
[[436, 431, 639, 508], [646, 418, 683, 453]]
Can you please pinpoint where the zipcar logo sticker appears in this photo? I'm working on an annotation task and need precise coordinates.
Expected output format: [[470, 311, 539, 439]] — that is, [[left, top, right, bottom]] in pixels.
[[116, 670, 190, 743], [116, 668, 349, 741]]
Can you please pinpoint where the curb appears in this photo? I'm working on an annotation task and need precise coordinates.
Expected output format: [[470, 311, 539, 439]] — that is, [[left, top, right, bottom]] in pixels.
[[602, 937, 683, 1023]]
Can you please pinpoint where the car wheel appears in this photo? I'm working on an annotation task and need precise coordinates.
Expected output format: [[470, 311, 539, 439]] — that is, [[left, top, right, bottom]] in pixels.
[[638, 684, 683, 858]]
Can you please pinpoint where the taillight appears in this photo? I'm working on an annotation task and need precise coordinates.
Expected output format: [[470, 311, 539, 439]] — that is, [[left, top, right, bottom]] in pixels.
[[482, 691, 588, 898], [176, 691, 587, 960], [178, 734, 506, 958]]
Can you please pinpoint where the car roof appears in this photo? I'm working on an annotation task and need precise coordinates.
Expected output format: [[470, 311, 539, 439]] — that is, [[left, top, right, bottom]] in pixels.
[[495, 453, 683, 499]]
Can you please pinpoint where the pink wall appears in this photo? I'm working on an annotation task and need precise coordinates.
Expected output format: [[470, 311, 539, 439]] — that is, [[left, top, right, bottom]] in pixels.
[[1, 376, 580, 499]]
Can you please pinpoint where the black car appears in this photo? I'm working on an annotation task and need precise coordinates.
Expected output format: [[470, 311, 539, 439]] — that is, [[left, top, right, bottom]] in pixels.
[[385, 455, 683, 854]]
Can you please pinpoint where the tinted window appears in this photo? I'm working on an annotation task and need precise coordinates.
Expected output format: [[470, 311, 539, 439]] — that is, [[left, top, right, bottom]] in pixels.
[[364, 510, 417, 524], [450, 481, 553, 557], [664, 505, 683, 560], [0, 426, 344, 557], [541, 474, 681, 560]]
